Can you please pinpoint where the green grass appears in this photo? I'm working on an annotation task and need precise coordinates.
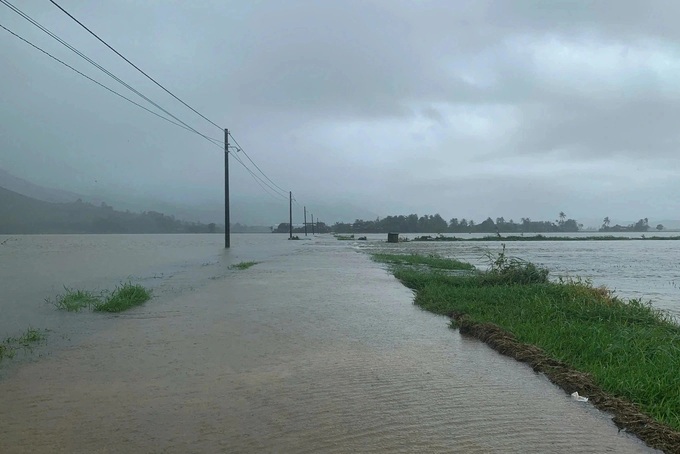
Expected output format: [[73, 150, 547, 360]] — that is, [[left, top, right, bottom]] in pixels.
[[413, 234, 680, 242], [229, 261, 259, 270], [50, 287, 100, 311], [50, 283, 152, 313], [377, 251, 680, 432], [0, 327, 46, 362], [92, 283, 152, 313], [373, 252, 475, 271]]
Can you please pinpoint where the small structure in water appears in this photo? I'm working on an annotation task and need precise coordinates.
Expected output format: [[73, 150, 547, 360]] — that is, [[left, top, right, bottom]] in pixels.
[[387, 232, 399, 243]]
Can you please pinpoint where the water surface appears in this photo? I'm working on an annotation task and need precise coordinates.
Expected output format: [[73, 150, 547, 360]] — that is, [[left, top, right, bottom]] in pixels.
[[0, 234, 662, 452]]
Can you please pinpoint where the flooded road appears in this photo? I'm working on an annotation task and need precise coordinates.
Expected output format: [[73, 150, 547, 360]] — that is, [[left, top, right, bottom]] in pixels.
[[0, 234, 658, 452]]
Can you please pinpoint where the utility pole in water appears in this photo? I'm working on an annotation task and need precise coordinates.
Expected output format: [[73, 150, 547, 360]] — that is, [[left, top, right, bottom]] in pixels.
[[311, 214, 315, 235], [224, 129, 230, 248], [289, 191, 293, 239], [304, 206, 308, 236]]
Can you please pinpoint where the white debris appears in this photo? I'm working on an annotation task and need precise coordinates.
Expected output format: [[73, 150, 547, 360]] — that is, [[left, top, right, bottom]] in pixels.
[[571, 391, 589, 402]]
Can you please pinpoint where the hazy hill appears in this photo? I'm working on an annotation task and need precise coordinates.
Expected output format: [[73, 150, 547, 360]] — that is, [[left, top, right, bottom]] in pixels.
[[0, 186, 219, 234], [0, 168, 86, 204]]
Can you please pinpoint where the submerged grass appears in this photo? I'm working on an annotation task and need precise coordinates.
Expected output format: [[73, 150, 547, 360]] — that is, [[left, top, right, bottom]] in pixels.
[[229, 261, 259, 270], [50, 287, 100, 311], [373, 252, 475, 271], [0, 327, 46, 362], [93, 283, 152, 313], [50, 283, 152, 314], [375, 250, 680, 451]]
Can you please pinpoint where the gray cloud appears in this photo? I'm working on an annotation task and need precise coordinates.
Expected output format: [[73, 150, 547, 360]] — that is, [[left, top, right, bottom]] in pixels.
[[2, 0, 680, 226]]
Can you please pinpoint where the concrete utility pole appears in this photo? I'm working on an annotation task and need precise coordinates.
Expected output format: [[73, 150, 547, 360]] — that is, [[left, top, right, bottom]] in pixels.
[[304, 206, 308, 236], [224, 128, 230, 248], [289, 191, 293, 239]]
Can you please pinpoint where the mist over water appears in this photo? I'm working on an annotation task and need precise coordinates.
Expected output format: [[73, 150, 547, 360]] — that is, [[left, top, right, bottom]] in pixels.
[[0, 233, 665, 452]]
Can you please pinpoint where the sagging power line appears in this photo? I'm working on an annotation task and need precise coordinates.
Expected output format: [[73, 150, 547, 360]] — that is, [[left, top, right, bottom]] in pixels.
[[2, 0, 313, 247], [48, 0, 223, 132], [0, 0, 224, 148]]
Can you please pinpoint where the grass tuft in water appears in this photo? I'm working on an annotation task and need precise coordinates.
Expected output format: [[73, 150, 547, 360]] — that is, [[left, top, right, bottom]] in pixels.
[[1, 327, 46, 362], [93, 283, 151, 313], [50, 287, 100, 311], [229, 261, 259, 270]]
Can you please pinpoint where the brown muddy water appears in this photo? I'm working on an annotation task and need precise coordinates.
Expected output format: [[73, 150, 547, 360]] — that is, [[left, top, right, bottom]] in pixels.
[[0, 234, 661, 452]]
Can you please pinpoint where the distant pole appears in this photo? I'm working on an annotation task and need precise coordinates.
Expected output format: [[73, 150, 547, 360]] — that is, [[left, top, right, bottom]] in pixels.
[[289, 191, 293, 239], [304, 206, 308, 236], [224, 128, 230, 248], [312, 214, 315, 235]]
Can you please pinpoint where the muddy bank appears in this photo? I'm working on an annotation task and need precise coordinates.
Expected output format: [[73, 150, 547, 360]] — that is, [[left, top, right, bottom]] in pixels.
[[450, 312, 680, 454]]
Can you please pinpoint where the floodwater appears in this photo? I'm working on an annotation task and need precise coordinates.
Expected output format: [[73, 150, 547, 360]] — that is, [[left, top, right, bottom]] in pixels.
[[0, 234, 664, 452]]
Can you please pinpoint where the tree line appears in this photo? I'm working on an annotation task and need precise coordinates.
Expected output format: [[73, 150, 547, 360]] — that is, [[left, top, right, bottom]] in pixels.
[[600, 217, 660, 232], [328, 212, 582, 234]]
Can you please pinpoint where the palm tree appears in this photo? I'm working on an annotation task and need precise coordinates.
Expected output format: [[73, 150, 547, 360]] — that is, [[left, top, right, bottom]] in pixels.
[[559, 212, 566, 225], [603, 217, 610, 228]]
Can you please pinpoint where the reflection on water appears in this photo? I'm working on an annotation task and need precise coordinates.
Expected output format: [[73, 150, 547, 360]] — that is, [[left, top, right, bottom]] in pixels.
[[0, 234, 660, 452]]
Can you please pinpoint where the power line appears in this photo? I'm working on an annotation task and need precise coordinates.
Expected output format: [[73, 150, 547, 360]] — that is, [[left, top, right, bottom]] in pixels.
[[2, 1, 296, 204], [228, 132, 289, 195], [0, 22, 225, 144], [1, 16, 282, 201], [0, 0, 218, 148], [0, 23, 282, 201], [229, 150, 288, 200], [48, 0, 223, 131]]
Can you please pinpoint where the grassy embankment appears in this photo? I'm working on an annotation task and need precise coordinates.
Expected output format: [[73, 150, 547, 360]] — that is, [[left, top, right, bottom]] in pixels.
[[0, 328, 46, 362], [51, 283, 151, 313], [374, 250, 680, 453]]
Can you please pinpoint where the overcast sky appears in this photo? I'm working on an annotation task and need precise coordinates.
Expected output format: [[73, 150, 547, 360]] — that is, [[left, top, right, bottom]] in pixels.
[[2, 0, 680, 226]]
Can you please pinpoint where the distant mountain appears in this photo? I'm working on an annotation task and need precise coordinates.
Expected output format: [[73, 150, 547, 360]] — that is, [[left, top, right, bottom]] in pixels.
[[0, 168, 377, 227], [0, 186, 219, 234], [0, 168, 86, 204]]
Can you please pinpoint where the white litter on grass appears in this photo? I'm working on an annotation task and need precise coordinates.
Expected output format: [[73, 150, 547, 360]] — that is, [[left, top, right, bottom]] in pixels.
[[571, 392, 589, 402]]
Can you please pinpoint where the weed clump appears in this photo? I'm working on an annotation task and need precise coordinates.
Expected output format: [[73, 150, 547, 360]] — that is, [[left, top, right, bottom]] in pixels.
[[50, 287, 100, 311], [93, 283, 151, 313], [477, 244, 549, 285], [0, 327, 46, 363], [50, 283, 152, 314]]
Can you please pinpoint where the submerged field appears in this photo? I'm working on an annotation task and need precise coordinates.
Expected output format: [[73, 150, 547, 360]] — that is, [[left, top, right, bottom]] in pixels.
[[374, 250, 680, 453]]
